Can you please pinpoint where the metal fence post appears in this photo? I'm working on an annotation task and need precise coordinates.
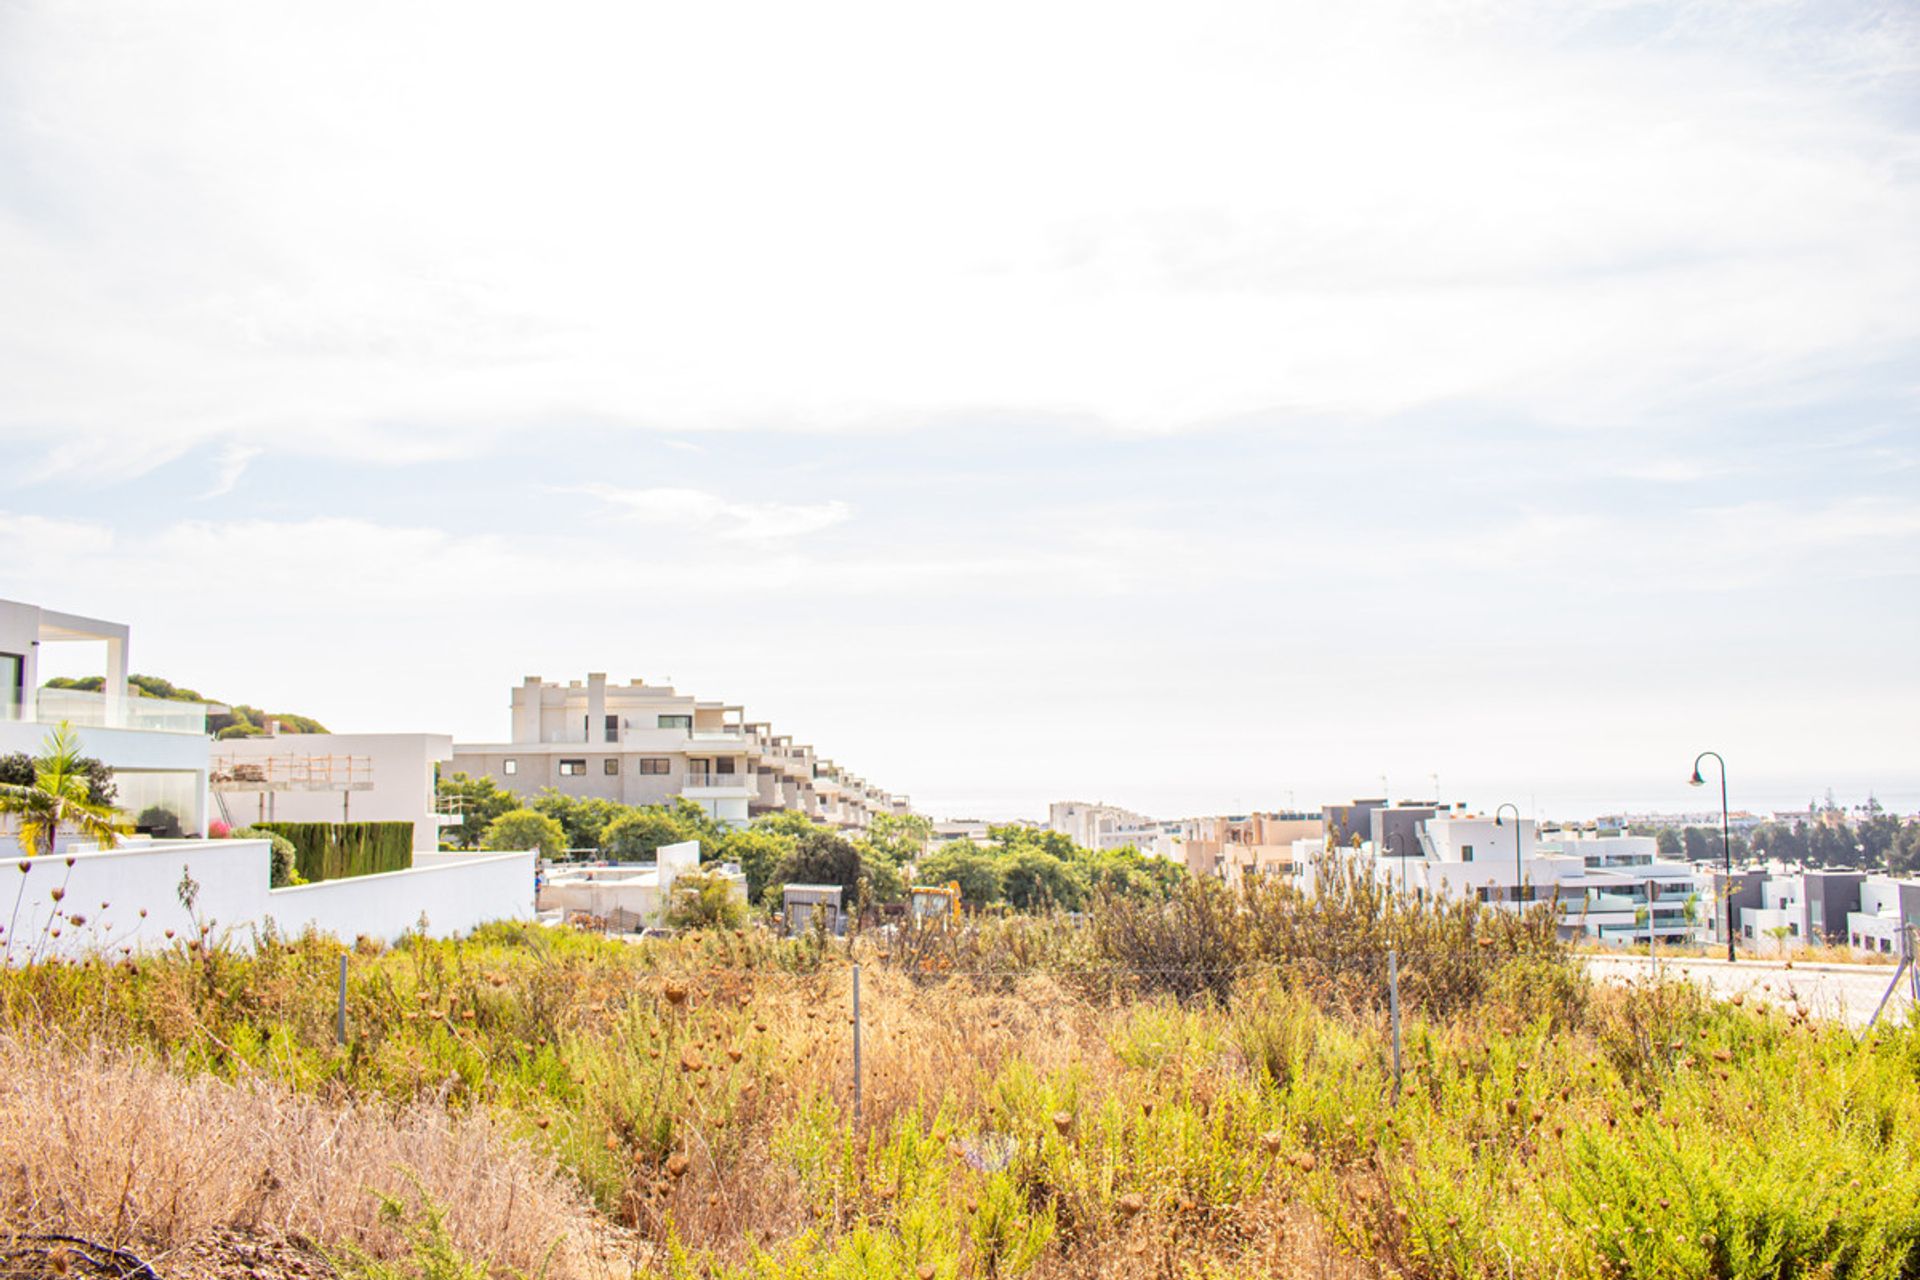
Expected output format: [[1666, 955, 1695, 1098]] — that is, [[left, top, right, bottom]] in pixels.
[[851, 963, 863, 1124], [336, 953, 349, 1045], [1387, 948, 1403, 1103]]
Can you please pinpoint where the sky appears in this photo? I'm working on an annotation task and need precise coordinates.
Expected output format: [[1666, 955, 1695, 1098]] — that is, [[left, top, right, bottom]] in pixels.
[[2, 0, 1917, 823]]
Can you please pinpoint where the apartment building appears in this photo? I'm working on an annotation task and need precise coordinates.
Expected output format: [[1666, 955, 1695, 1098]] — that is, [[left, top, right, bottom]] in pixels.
[[1182, 811, 1325, 883], [1696, 867, 1920, 954], [450, 673, 911, 831], [1049, 801, 1181, 859], [1, 598, 213, 847]]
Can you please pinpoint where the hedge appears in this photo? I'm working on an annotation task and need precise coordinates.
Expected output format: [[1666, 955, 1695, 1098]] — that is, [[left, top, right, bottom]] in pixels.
[[255, 821, 413, 883]]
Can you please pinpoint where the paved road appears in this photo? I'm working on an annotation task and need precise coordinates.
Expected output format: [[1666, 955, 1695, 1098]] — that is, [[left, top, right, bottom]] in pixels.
[[1585, 953, 1916, 1028]]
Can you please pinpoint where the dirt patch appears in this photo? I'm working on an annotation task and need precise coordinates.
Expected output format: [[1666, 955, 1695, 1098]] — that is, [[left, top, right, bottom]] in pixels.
[[0, 1228, 335, 1280]]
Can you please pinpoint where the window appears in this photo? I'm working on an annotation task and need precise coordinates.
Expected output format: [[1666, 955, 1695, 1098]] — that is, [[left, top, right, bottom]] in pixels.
[[0, 653, 21, 719], [503, 759, 518, 776], [605, 714, 619, 742], [603, 758, 619, 776], [716, 758, 736, 775], [640, 757, 671, 775], [1461, 844, 1474, 862], [659, 714, 692, 730], [559, 759, 586, 776]]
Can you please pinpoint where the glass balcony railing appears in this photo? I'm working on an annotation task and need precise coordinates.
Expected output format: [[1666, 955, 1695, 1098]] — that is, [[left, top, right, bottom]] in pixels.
[[29, 687, 211, 735]]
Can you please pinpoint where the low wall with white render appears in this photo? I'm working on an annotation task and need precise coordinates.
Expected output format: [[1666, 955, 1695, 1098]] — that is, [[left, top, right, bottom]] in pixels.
[[267, 851, 535, 943], [3, 838, 534, 965]]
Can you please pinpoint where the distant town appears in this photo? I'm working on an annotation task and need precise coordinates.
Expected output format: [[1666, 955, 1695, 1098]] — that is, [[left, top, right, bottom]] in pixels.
[[5, 593, 1916, 964]]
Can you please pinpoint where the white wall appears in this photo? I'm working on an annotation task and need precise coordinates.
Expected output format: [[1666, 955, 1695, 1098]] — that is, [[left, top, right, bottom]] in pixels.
[[217, 732, 454, 852], [3, 838, 534, 965]]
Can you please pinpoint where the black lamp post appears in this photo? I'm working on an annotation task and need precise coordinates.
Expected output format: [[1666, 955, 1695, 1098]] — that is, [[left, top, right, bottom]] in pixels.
[[1690, 751, 1735, 962], [1494, 803, 1523, 909]]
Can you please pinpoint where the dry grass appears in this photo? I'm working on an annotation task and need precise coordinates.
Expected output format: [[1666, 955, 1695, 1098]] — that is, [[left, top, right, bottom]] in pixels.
[[0, 1030, 634, 1279]]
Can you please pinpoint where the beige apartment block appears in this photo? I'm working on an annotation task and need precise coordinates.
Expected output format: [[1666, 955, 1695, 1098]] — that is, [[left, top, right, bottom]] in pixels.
[[450, 673, 910, 833], [1181, 811, 1325, 885]]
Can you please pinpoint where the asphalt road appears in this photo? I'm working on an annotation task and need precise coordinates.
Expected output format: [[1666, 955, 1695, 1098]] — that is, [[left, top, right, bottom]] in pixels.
[[1585, 952, 1916, 1028]]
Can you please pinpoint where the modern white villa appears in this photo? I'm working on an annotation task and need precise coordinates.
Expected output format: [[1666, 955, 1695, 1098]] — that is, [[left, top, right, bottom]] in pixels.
[[1, 597, 534, 961], [451, 673, 913, 831], [1276, 804, 1708, 945], [1, 597, 214, 840], [214, 731, 457, 854]]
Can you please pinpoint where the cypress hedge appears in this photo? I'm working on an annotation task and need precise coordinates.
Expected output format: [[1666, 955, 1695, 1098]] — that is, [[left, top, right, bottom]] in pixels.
[[256, 821, 414, 883]]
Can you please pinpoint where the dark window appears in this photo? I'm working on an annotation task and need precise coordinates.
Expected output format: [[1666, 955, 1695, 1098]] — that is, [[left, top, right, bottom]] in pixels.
[[659, 714, 692, 730], [559, 759, 586, 776], [605, 714, 619, 742], [503, 758, 518, 776], [716, 758, 736, 775], [603, 758, 619, 775], [640, 757, 671, 775], [1461, 844, 1474, 862]]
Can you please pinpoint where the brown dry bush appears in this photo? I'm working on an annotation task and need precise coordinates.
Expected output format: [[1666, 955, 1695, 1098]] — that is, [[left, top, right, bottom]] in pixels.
[[0, 1030, 632, 1279]]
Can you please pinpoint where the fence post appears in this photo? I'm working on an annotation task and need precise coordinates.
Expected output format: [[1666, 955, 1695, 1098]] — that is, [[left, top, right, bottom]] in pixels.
[[1387, 948, 1403, 1103], [336, 953, 349, 1045], [851, 962, 863, 1124]]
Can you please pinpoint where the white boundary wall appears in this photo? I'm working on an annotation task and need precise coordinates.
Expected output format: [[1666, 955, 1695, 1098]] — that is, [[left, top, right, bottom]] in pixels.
[[2, 838, 534, 965]]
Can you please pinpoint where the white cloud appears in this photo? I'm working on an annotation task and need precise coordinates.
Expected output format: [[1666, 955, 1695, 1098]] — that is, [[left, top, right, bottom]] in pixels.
[[0, 0, 1913, 474], [567, 485, 852, 541]]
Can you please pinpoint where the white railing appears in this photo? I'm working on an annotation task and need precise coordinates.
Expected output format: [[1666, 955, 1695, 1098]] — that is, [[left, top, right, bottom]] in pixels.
[[681, 772, 754, 790], [31, 687, 210, 735], [211, 754, 372, 789]]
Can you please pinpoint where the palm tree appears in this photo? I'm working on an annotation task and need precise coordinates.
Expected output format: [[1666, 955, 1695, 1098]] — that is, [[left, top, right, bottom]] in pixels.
[[0, 723, 126, 857]]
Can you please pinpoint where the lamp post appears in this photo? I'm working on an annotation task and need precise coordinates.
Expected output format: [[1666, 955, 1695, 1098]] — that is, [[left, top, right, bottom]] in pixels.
[[1494, 803, 1523, 911], [1690, 751, 1735, 962]]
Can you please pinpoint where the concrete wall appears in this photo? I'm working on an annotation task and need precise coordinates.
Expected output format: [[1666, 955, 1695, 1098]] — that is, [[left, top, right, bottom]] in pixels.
[[3, 837, 534, 964]]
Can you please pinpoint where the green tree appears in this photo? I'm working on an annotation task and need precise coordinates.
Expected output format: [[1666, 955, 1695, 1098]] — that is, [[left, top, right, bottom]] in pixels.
[[665, 870, 748, 931], [1078, 845, 1186, 901], [482, 808, 567, 858], [861, 847, 908, 906], [864, 812, 933, 863], [988, 824, 1079, 860], [436, 772, 517, 849], [915, 841, 1005, 907], [753, 809, 825, 839], [0, 723, 127, 857], [707, 827, 794, 903], [998, 848, 1087, 912], [602, 807, 700, 860], [769, 828, 868, 907], [1654, 828, 1681, 856], [529, 789, 626, 851]]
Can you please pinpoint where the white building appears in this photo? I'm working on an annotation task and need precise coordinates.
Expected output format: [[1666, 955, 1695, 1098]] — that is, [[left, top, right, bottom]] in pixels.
[[1848, 877, 1919, 956], [1288, 817, 1705, 945], [213, 732, 456, 854], [1048, 800, 1179, 858], [536, 840, 746, 930], [452, 673, 911, 832], [1, 598, 213, 847]]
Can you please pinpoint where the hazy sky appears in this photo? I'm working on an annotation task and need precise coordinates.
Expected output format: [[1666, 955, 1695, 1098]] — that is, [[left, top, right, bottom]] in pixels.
[[3, 0, 1917, 821]]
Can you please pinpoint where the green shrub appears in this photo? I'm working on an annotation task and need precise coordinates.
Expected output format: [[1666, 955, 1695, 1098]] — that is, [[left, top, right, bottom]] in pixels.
[[258, 820, 413, 882], [233, 824, 304, 887]]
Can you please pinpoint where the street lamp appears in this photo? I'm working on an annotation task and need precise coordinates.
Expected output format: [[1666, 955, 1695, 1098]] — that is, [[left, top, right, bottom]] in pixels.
[[1690, 751, 1735, 962], [1494, 803, 1523, 910]]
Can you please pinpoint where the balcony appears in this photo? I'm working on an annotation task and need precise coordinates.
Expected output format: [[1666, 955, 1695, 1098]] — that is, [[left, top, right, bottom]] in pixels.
[[681, 772, 755, 795], [20, 687, 211, 736]]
